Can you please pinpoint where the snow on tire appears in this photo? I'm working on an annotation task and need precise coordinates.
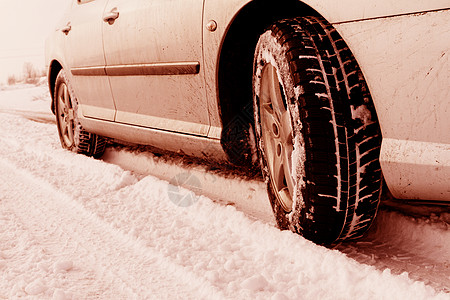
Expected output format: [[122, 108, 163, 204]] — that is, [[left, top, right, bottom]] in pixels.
[[54, 70, 106, 158], [253, 16, 383, 244]]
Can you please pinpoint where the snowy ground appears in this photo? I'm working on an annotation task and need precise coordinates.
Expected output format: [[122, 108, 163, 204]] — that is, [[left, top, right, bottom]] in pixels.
[[0, 83, 448, 299]]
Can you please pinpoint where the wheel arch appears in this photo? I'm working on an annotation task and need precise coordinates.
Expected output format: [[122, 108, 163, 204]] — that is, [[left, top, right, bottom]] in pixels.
[[48, 60, 63, 114], [216, 0, 319, 165]]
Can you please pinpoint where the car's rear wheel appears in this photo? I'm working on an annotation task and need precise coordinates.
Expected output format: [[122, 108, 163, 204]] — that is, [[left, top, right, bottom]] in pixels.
[[253, 16, 382, 244], [54, 70, 106, 158]]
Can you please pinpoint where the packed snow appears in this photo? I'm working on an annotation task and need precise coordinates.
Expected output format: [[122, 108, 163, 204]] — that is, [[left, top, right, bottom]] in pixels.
[[0, 83, 448, 299]]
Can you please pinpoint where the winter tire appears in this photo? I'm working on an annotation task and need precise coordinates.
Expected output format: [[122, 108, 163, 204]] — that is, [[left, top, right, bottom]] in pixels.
[[54, 70, 106, 158], [253, 16, 382, 244]]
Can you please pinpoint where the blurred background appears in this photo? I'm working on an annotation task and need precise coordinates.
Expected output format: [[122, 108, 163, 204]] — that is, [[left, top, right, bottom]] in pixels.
[[0, 0, 71, 85]]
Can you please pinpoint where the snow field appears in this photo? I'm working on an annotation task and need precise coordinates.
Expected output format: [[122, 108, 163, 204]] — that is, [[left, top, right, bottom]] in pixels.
[[0, 84, 448, 299]]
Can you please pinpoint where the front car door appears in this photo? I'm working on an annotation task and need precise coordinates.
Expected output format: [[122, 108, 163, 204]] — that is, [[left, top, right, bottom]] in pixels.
[[64, 0, 116, 121], [102, 0, 210, 136]]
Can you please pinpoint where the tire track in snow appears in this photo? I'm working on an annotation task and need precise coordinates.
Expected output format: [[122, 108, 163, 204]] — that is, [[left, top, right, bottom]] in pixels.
[[337, 206, 450, 292], [102, 146, 275, 225], [0, 157, 224, 299], [103, 144, 450, 293]]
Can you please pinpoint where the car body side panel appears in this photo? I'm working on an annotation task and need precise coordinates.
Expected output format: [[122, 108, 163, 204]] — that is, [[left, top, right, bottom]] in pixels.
[[335, 10, 450, 145], [45, 2, 73, 79], [102, 0, 211, 137], [293, 0, 449, 23], [63, 0, 116, 121], [81, 117, 228, 161], [334, 10, 450, 201], [380, 139, 450, 201]]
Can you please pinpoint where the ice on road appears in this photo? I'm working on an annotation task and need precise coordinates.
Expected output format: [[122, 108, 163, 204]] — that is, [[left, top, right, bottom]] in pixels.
[[0, 84, 448, 299]]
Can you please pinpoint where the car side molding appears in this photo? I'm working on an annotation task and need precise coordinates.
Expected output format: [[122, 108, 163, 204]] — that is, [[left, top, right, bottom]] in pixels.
[[71, 62, 200, 77]]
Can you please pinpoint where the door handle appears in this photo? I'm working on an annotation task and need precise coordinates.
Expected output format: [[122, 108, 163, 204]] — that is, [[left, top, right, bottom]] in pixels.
[[61, 23, 71, 35], [103, 8, 119, 24]]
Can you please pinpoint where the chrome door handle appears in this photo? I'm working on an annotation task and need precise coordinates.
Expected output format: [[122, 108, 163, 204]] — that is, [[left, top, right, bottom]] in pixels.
[[61, 23, 71, 35], [103, 8, 119, 24]]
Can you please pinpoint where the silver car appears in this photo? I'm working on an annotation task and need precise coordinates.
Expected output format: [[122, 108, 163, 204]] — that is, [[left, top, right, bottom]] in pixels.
[[46, 0, 450, 244]]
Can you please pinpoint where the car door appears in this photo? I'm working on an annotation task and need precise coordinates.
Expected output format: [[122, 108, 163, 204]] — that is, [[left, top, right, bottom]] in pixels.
[[64, 0, 116, 121], [102, 0, 209, 136]]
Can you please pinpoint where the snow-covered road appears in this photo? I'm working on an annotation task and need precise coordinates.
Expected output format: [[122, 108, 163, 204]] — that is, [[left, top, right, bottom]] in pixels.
[[0, 84, 448, 299]]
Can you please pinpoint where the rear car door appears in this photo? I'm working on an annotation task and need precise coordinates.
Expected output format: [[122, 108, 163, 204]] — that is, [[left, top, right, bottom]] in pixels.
[[64, 0, 115, 121], [102, 0, 209, 136]]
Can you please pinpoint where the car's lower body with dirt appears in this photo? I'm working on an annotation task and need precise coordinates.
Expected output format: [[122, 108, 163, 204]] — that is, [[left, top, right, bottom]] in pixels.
[[46, 0, 450, 244]]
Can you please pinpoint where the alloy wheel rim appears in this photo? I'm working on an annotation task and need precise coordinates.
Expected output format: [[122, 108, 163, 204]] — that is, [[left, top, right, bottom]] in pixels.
[[57, 83, 75, 148], [260, 64, 295, 212]]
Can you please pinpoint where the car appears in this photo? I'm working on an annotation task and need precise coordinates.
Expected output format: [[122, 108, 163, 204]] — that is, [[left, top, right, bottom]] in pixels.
[[45, 0, 450, 245]]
